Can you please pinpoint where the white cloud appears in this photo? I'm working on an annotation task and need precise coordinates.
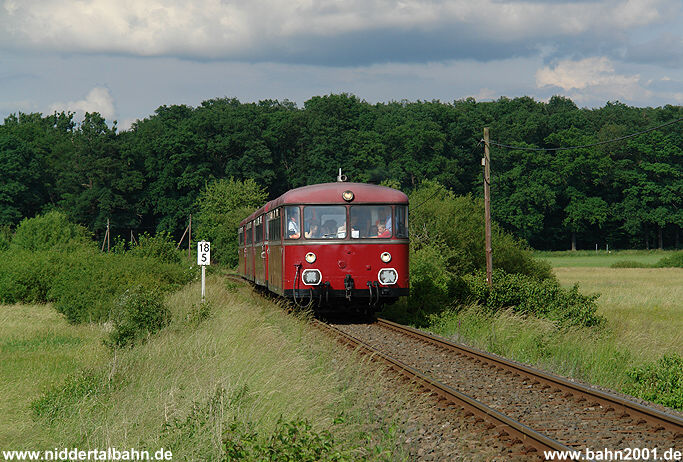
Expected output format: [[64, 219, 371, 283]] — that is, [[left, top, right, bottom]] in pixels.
[[48, 87, 116, 120], [535, 57, 650, 103]]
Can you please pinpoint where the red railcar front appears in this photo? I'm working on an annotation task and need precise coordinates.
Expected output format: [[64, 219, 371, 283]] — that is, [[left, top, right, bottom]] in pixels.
[[239, 182, 409, 314]]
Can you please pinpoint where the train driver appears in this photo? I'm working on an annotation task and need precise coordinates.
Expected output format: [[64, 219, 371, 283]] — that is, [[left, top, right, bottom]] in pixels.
[[287, 209, 300, 239]]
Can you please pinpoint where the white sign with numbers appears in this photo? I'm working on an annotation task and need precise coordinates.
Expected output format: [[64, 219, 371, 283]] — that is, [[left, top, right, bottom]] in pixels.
[[197, 241, 210, 266]]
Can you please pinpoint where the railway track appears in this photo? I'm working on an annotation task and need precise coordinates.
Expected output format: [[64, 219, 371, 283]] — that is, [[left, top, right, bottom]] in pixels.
[[318, 318, 683, 461]]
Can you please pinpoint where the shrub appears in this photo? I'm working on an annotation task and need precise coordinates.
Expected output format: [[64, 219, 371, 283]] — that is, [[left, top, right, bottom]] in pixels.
[[11, 211, 92, 252], [129, 232, 184, 264], [0, 225, 11, 250], [610, 260, 651, 268], [408, 181, 553, 281], [0, 246, 193, 322], [106, 286, 171, 348], [462, 270, 604, 328], [625, 354, 683, 410], [654, 251, 683, 268]]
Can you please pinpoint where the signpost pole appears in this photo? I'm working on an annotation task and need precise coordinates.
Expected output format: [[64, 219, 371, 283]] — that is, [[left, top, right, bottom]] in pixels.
[[201, 266, 206, 303]]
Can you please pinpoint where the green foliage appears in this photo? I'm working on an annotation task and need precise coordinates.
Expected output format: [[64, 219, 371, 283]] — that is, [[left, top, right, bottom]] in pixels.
[[128, 231, 183, 264], [160, 386, 346, 461], [654, 251, 683, 268], [193, 178, 268, 267], [462, 270, 604, 327], [0, 225, 11, 250], [409, 180, 553, 280], [31, 369, 110, 423], [11, 210, 92, 251], [223, 418, 343, 462], [625, 354, 683, 410], [404, 181, 600, 327], [610, 260, 651, 268], [0, 244, 193, 323], [106, 286, 171, 348]]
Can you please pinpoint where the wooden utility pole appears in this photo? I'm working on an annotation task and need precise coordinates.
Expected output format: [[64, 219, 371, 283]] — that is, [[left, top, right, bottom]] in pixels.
[[483, 128, 493, 287], [188, 214, 192, 260]]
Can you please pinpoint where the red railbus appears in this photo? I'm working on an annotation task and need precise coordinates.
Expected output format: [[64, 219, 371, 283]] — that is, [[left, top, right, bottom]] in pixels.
[[238, 181, 409, 314]]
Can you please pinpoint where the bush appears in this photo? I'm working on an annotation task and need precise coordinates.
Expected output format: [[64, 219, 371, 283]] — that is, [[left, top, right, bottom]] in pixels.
[[0, 246, 194, 322], [462, 270, 604, 328], [408, 181, 553, 281], [128, 231, 184, 264], [625, 354, 683, 410], [11, 211, 92, 252], [0, 225, 11, 250], [106, 286, 171, 348], [610, 260, 651, 268], [654, 251, 683, 268]]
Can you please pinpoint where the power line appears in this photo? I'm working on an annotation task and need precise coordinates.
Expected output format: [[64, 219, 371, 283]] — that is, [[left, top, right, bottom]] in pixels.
[[482, 116, 683, 152]]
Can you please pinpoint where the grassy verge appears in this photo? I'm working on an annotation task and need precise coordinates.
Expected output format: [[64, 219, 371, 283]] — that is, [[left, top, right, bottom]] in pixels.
[[0, 304, 108, 447], [4, 276, 415, 460]]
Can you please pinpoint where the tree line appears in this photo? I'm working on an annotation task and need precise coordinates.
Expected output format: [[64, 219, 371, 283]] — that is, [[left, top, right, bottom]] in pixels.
[[1, 94, 681, 250]]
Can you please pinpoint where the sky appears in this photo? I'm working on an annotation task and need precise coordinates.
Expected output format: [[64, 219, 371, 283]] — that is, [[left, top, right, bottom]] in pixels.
[[1, 0, 681, 130]]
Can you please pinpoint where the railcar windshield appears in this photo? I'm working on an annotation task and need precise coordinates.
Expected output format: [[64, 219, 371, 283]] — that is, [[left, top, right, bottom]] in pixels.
[[349, 205, 393, 238], [304, 206, 346, 239]]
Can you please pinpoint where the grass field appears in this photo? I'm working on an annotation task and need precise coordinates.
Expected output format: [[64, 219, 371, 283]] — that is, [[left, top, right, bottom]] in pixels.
[[1, 276, 418, 459]]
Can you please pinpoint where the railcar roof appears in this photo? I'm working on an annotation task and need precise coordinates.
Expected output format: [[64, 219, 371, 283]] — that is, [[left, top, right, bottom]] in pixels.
[[240, 182, 408, 225]]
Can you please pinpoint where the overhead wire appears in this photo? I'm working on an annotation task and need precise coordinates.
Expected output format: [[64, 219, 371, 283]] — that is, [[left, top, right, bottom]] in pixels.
[[481, 116, 683, 152]]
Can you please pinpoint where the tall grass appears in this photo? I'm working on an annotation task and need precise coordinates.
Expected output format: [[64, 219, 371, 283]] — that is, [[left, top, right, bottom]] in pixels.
[[9, 277, 415, 460]]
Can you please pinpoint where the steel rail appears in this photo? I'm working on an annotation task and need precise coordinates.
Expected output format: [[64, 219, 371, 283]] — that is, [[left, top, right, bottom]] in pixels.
[[314, 319, 583, 460], [377, 318, 683, 437]]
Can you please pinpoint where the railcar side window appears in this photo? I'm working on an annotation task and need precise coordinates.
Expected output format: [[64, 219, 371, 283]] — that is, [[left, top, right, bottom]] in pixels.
[[304, 206, 346, 239], [285, 206, 301, 239], [268, 211, 282, 242], [395, 205, 408, 238], [246, 224, 252, 244], [239, 228, 243, 246], [255, 217, 263, 243], [349, 205, 392, 238]]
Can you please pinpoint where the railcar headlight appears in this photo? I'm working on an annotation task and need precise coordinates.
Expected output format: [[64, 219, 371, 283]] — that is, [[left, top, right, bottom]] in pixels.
[[342, 190, 354, 202], [305, 252, 316, 263], [380, 252, 392, 263], [378, 268, 398, 285], [302, 269, 322, 285]]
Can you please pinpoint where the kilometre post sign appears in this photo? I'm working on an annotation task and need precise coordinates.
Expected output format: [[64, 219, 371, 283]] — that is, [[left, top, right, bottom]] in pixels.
[[197, 241, 210, 302], [197, 241, 210, 266]]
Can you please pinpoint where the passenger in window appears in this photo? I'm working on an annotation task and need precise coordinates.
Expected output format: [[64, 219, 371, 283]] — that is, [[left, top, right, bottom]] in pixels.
[[287, 214, 300, 239], [321, 220, 337, 238], [377, 222, 391, 238], [305, 222, 320, 239], [350, 216, 361, 238]]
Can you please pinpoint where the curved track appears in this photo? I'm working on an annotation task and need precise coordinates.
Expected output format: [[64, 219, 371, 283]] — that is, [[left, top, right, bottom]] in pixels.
[[319, 318, 683, 461]]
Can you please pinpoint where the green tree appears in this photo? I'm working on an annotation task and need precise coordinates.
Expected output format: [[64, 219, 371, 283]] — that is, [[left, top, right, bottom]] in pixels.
[[192, 178, 268, 266]]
